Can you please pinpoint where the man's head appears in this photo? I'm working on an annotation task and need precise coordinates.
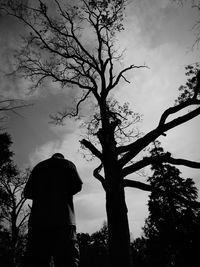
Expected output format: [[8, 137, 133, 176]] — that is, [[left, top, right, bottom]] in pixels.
[[52, 153, 65, 159]]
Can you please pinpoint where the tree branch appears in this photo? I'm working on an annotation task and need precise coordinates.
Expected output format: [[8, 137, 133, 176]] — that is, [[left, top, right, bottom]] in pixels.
[[110, 64, 146, 91], [51, 89, 92, 123], [0, 99, 32, 112], [159, 99, 200, 126], [93, 163, 106, 190], [118, 104, 200, 167], [80, 139, 102, 160], [16, 197, 26, 218], [162, 105, 200, 132], [122, 153, 200, 177], [166, 157, 200, 169], [123, 179, 152, 191], [123, 179, 200, 208], [17, 210, 30, 229], [122, 154, 169, 177]]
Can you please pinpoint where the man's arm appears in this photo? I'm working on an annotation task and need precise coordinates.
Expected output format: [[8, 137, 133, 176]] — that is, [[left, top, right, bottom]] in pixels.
[[68, 162, 83, 195], [24, 167, 37, 199]]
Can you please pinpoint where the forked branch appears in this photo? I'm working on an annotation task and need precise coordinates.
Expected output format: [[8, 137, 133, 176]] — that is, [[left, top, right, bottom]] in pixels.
[[123, 179, 200, 207], [118, 102, 200, 167], [122, 154, 200, 177]]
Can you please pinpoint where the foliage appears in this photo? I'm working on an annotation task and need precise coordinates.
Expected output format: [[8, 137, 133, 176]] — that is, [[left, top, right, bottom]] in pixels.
[[81, 99, 142, 156], [85, 0, 126, 33], [142, 141, 200, 267], [77, 222, 108, 267], [131, 237, 147, 267], [0, 133, 17, 223], [0, 132, 13, 164], [176, 63, 200, 104], [0, 132, 29, 267]]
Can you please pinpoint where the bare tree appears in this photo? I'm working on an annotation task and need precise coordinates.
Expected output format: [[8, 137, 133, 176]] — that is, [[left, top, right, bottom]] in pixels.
[[1, 1, 200, 266]]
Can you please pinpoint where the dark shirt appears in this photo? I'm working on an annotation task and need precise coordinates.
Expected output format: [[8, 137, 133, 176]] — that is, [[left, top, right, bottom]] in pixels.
[[24, 157, 82, 227]]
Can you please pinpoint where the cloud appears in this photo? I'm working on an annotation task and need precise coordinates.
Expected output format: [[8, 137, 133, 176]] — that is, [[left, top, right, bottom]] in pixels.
[[28, 124, 79, 165], [0, 5, 31, 99], [126, 188, 150, 237], [126, 0, 196, 50], [75, 192, 106, 233]]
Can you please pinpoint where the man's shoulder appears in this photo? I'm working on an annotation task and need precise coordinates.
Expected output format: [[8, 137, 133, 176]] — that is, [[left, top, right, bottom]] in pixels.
[[64, 159, 76, 168], [33, 158, 76, 170], [34, 158, 50, 168], [31, 158, 52, 172]]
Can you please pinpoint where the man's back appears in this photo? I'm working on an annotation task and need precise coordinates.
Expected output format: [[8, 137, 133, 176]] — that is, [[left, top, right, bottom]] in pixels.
[[23, 154, 82, 267], [24, 156, 82, 226]]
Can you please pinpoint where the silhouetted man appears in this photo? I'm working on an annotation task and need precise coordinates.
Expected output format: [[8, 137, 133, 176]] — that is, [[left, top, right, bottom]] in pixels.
[[23, 153, 83, 267]]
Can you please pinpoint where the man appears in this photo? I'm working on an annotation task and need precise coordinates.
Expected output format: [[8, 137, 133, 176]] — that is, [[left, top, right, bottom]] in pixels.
[[23, 153, 83, 267]]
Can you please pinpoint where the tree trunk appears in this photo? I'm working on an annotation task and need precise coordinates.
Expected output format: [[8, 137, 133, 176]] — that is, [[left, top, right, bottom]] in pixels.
[[106, 178, 133, 267], [11, 213, 18, 267]]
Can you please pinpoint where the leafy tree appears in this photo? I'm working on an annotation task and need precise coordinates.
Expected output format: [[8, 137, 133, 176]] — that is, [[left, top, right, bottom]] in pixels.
[[0, 132, 29, 267], [143, 142, 200, 267], [1, 1, 200, 266]]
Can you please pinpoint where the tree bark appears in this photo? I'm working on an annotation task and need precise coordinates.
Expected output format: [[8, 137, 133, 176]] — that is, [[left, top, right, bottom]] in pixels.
[[106, 178, 133, 267], [11, 212, 18, 267]]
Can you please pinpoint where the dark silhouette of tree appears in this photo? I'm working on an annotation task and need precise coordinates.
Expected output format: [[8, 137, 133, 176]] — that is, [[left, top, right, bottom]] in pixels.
[[0, 132, 30, 267], [78, 222, 108, 267], [142, 141, 200, 267], [131, 237, 147, 267], [0, 226, 12, 267], [1, 1, 200, 266]]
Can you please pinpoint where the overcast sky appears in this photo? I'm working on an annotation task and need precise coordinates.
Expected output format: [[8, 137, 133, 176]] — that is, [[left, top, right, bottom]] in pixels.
[[0, 0, 200, 237]]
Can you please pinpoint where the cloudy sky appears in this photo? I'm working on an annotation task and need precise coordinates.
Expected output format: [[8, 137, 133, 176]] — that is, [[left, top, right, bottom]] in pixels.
[[0, 0, 200, 237]]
